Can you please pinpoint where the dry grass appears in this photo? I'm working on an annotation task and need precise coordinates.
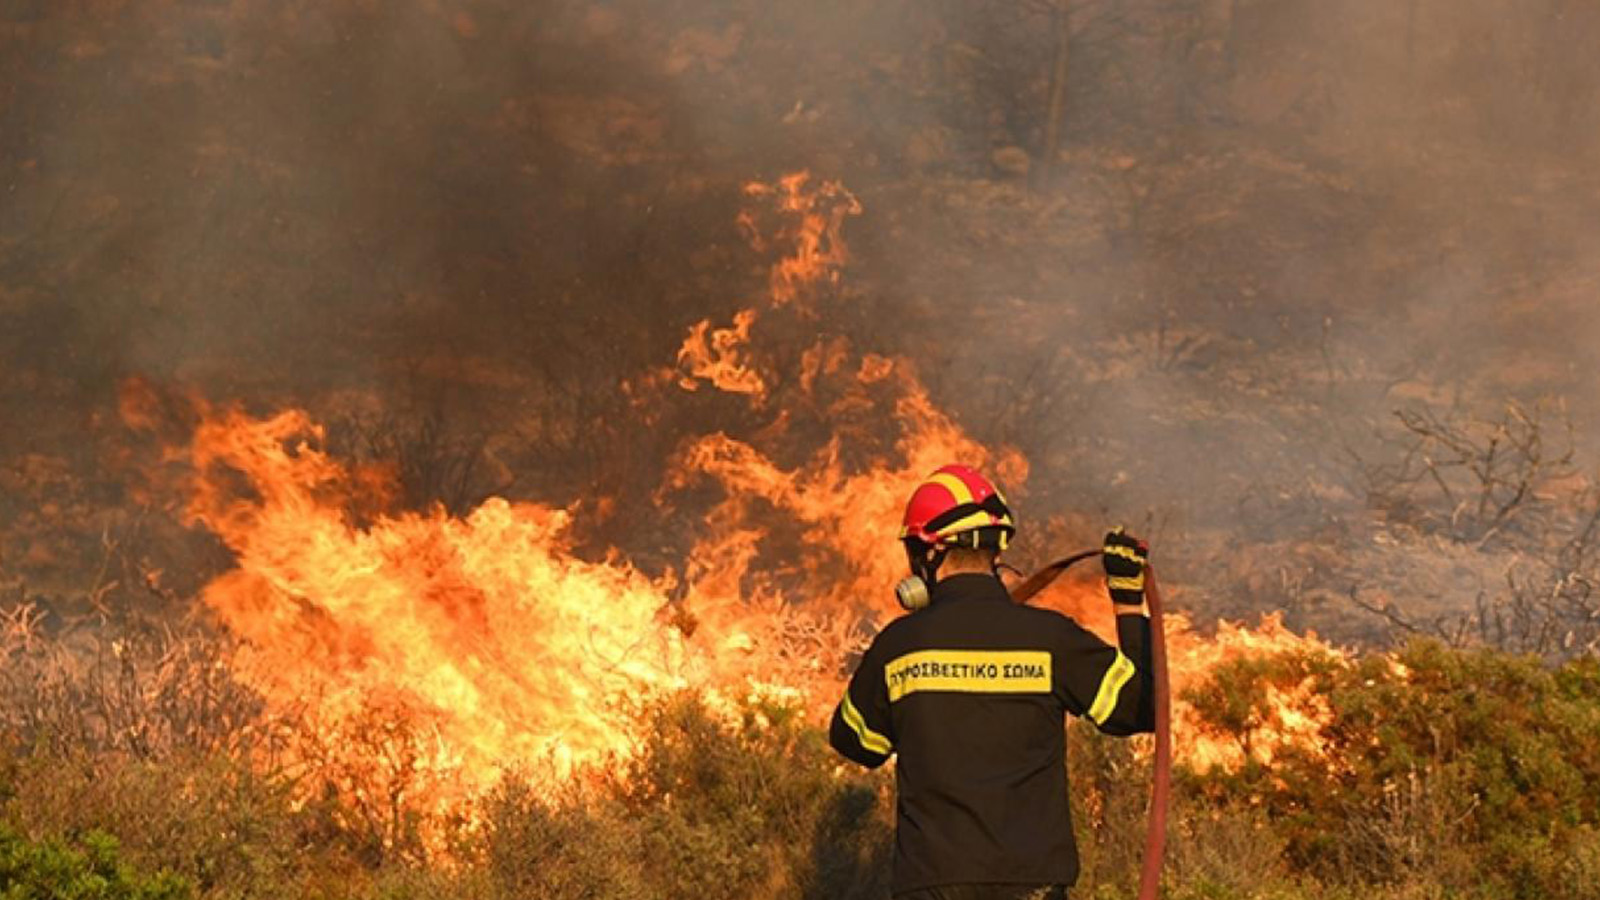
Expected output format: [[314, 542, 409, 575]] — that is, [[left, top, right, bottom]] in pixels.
[[5, 607, 1599, 900]]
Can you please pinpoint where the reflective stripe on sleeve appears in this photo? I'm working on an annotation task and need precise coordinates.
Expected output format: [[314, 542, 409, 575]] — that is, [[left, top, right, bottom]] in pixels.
[[1087, 652, 1136, 725], [840, 692, 893, 756]]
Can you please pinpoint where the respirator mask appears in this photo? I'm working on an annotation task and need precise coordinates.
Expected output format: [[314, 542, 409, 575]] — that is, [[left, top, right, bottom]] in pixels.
[[893, 538, 946, 611]]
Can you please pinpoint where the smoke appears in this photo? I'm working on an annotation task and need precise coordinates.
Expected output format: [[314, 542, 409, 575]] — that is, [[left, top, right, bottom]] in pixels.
[[3, 0, 1599, 642]]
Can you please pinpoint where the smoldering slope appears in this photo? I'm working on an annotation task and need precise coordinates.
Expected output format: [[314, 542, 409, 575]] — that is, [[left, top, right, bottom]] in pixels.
[[2, 0, 1599, 641]]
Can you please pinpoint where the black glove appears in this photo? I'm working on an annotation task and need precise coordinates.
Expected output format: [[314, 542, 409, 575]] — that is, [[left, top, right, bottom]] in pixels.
[[1102, 528, 1148, 606]]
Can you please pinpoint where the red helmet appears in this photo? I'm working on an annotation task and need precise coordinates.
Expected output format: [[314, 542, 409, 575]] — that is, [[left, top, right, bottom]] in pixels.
[[900, 464, 1016, 550]]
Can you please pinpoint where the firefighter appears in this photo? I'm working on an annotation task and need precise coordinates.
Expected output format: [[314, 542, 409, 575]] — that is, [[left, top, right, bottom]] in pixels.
[[829, 464, 1155, 900]]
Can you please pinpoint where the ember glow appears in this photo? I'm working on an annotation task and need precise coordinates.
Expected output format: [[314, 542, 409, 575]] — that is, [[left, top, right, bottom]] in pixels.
[[166, 173, 1340, 839]]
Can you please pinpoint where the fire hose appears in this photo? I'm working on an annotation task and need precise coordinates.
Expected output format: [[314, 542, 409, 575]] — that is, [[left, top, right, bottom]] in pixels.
[[1011, 551, 1170, 900]]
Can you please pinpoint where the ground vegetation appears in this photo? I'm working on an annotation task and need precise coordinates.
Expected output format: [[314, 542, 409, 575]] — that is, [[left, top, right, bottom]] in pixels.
[[5, 621, 1600, 899]]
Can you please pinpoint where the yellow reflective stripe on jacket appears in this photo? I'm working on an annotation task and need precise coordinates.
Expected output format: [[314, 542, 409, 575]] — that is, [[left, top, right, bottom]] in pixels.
[[1087, 652, 1136, 724], [840, 693, 893, 756], [885, 649, 1052, 701]]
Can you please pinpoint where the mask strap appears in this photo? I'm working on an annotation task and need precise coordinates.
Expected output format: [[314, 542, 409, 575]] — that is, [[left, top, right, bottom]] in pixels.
[[905, 540, 947, 586]]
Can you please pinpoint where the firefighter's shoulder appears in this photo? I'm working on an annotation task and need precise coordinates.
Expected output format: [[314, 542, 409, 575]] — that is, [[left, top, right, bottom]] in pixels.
[[844, 611, 921, 667], [1008, 603, 1104, 646], [1004, 600, 1078, 627], [871, 608, 925, 648]]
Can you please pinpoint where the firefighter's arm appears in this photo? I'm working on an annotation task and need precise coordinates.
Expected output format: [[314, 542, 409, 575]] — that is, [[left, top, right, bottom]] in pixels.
[[1053, 615, 1153, 736], [1052, 530, 1156, 735], [1103, 607, 1156, 735], [1097, 529, 1155, 734], [829, 634, 895, 768]]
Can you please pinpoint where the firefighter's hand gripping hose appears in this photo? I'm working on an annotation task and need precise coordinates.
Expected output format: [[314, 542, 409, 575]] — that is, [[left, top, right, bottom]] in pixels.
[[1011, 542, 1171, 900]]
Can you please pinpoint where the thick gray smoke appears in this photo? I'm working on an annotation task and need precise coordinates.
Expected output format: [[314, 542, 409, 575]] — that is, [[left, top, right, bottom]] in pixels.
[[3, 0, 1599, 644]]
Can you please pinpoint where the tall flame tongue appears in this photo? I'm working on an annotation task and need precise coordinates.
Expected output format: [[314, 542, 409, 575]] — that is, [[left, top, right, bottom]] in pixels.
[[675, 171, 861, 400], [744, 171, 861, 310], [674, 362, 1027, 613], [676, 308, 767, 398]]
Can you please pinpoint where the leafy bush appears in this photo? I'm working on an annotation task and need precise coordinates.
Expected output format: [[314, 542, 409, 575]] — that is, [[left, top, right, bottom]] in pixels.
[[0, 824, 191, 900], [1185, 640, 1600, 899], [482, 779, 647, 900], [481, 694, 892, 900], [0, 749, 370, 900]]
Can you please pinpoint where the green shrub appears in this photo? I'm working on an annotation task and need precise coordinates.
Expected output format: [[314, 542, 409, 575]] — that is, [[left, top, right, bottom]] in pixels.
[[1185, 640, 1600, 898], [0, 749, 364, 900], [482, 779, 647, 900], [480, 694, 892, 900], [619, 694, 891, 900], [0, 823, 191, 900]]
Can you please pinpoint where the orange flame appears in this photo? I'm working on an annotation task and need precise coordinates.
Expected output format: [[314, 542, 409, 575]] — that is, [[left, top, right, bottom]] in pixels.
[[1169, 613, 1340, 771], [676, 308, 767, 398], [171, 170, 1340, 846], [675, 171, 861, 397], [673, 362, 1027, 614], [184, 402, 1340, 838], [743, 171, 862, 309], [1031, 575, 1341, 771], [181, 381, 1002, 838], [187, 411, 680, 773]]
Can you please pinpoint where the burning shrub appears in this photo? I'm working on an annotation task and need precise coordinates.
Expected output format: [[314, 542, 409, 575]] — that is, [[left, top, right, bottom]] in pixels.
[[1184, 639, 1600, 898], [1175, 626, 1345, 772]]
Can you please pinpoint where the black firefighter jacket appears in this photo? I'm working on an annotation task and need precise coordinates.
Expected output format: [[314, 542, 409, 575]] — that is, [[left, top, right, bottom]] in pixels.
[[829, 572, 1155, 895]]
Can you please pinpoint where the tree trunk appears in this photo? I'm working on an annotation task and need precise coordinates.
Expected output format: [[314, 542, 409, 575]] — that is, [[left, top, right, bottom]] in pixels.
[[1040, 0, 1072, 180]]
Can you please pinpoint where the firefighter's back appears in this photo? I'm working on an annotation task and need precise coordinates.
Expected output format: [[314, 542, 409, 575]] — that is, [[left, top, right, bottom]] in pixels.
[[826, 464, 1153, 899], [873, 572, 1082, 890]]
